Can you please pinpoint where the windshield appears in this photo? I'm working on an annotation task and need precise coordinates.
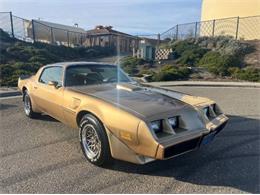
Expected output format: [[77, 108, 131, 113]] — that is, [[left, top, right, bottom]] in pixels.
[[65, 64, 132, 87]]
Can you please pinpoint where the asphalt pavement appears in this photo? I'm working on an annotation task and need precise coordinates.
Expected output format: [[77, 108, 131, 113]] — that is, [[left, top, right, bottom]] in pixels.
[[0, 86, 259, 193]]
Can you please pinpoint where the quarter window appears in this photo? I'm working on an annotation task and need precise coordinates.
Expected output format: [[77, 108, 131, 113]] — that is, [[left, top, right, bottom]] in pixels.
[[39, 67, 63, 86]]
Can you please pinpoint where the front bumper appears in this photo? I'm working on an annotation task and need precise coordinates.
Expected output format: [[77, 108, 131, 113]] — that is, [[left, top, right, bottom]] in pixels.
[[155, 114, 228, 160], [108, 114, 228, 165]]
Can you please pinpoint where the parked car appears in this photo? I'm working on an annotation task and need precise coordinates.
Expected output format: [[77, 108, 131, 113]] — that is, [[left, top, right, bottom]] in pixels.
[[18, 62, 228, 166]]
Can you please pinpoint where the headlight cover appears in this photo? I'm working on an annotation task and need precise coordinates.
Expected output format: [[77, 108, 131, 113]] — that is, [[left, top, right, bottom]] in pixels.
[[168, 116, 178, 129], [150, 120, 163, 133]]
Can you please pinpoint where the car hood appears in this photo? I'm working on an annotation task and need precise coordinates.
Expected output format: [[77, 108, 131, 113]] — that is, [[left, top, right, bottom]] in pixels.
[[70, 84, 193, 117], [69, 83, 204, 118]]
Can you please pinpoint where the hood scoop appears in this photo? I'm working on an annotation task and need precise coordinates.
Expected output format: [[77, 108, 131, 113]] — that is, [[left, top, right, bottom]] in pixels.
[[116, 83, 142, 92]]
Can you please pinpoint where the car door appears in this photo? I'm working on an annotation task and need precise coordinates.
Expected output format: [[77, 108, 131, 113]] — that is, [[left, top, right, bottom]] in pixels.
[[33, 66, 65, 122]]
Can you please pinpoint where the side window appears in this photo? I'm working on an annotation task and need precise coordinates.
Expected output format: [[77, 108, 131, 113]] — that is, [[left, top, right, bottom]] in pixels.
[[39, 67, 63, 86]]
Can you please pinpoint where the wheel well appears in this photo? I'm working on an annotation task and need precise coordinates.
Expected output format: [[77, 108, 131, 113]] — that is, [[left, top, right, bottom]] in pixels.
[[76, 110, 103, 127], [22, 87, 27, 101], [77, 110, 112, 160]]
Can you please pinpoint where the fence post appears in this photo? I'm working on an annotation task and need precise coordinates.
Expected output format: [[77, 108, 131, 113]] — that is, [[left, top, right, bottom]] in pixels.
[[194, 22, 198, 38], [176, 24, 179, 40], [80, 33, 83, 45], [157, 33, 160, 48], [67, 31, 70, 47], [32, 19, 36, 42], [50, 27, 54, 44], [9, 11, 14, 37], [212, 19, 216, 36], [235, 16, 240, 40]]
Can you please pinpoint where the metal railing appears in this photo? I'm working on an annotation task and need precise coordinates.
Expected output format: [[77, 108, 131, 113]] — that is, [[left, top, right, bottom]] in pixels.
[[161, 15, 260, 41], [1, 12, 259, 48], [136, 34, 159, 40], [0, 12, 86, 47], [31, 19, 86, 47]]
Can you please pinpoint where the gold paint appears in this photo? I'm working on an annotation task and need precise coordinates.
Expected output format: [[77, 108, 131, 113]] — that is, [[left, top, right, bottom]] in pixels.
[[119, 131, 132, 141], [71, 97, 81, 109], [17, 62, 229, 164]]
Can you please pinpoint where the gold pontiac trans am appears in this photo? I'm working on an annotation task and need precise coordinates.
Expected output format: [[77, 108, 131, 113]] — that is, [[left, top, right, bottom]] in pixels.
[[18, 62, 228, 166]]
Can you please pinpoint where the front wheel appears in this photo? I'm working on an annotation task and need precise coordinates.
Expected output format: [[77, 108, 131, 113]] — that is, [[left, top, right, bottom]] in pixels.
[[79, 114, 112, 166], [23, 90, 40, 118]]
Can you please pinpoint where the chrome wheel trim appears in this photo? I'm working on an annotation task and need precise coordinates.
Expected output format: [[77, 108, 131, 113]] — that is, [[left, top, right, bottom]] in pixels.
[[24, 94, 31, 115], [82, 124, 101, 161]]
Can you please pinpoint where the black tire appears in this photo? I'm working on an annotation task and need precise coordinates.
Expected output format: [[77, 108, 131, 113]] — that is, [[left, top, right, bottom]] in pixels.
[[23, 90, 40, 118], [79, 114, 112, 166]]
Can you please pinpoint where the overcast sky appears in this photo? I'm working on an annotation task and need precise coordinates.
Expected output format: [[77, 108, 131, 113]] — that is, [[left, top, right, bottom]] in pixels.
[[0, 0, 202, 35]]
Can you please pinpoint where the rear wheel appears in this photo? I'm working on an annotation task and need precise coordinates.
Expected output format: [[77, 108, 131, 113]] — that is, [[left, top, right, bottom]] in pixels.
[[23, 90, 40, 118], [79, 114, 112, 166]]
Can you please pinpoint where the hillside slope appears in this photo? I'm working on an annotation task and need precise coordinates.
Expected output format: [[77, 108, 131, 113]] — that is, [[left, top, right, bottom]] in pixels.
[[120, 36, 259, 82], [0, 29, 115, 86]]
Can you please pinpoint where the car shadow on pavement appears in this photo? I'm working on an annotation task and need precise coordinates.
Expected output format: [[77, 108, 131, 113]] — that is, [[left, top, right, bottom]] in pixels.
[[107, 115, 260, 193], [35, 114, 59, 122]]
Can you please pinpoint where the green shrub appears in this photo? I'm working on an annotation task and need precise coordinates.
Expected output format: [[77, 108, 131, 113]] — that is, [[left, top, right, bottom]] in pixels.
[[120, 56, 146, 75], [0, 30, 116, 87], [229, 67, 260, 82], [167, 39, 208, 66], [161, 36, 256, 82], [135, 68, 155, 78], [177, 47, 208, 66], [198, 51, 241, 76], [171, 40, 194, 56], [152, 65, 191, 81], [166, 36, 253, 65], [0, 29, 15, 42], [28, 56, 50, 64], [193, 36, 254, 55]]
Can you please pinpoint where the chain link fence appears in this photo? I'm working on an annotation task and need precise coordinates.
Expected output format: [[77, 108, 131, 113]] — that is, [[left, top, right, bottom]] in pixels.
[[161, 15, 260, 41], [29, 20, 87, 47], [0, 12, 86, 47], [12, 15, 31, 41], [0, 12, 13, 36], [0, 12, 259, 48], [136, 34, 159, 40]]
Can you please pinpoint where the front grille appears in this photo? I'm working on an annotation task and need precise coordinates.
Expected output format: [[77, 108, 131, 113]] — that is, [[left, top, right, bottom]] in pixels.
[[164, 137, 201, 158]]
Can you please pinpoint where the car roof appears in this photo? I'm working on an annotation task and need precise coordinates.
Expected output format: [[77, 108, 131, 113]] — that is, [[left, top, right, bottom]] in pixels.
[[44, 61, 117, 68]]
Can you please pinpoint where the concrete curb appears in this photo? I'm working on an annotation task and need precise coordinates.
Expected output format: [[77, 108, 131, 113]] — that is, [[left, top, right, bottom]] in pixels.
[[147, 81, 260, 88]]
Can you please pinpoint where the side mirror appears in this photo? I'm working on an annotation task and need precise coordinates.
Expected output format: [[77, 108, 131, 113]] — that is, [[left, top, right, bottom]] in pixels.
[[48, 81, 59, 88]]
